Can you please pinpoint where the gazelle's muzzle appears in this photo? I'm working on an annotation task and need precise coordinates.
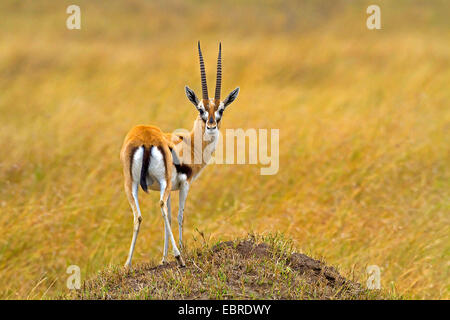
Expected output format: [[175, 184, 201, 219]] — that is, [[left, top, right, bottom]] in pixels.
[[206, 115, 217, 129]]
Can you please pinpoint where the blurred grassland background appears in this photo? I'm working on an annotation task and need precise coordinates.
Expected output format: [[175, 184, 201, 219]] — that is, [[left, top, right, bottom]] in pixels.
[[0, 0, 448, 299]]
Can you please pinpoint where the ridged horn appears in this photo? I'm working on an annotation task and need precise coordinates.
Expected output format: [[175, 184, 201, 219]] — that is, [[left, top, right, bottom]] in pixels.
[[198, 41, 209, 101], [214, 42, 222, 102]]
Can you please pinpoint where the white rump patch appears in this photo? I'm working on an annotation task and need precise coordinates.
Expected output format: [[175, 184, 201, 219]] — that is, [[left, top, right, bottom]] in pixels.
[[131, 146, 144, 182], [143, 146, 167, 191]]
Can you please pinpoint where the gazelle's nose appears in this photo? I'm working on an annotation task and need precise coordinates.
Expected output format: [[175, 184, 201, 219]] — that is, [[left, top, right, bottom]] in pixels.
[[208, 116, 214, 124]]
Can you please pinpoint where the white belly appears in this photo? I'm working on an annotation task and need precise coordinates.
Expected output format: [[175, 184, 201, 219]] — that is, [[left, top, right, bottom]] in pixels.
[[146, 171, 187, 191]]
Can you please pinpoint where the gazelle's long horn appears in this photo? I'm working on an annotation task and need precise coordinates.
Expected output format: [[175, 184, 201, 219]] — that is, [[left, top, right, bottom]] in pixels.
[[198, 41, 209, 101], [214, 42, 222, 102]]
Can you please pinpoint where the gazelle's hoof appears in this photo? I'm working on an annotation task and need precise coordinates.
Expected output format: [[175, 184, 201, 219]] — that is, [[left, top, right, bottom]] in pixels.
[[124, 263, 132, 269], [160, 258, 169, 266], [175, 255, 186, 267]]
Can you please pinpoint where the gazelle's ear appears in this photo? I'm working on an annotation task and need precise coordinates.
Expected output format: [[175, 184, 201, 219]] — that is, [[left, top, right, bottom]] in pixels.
[[223, 87, 239, 107], [185, 85, 199, 106]]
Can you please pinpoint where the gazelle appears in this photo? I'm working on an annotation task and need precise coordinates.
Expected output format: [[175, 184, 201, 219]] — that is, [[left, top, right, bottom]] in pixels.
[[120, 42, 239, 268]]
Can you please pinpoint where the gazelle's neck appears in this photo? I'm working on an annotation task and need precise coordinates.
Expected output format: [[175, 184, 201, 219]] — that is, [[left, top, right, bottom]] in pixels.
[[189, 116, 218, 168]]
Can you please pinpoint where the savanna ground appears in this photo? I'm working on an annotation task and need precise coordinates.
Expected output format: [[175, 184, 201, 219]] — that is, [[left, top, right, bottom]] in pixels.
[[0, 0, 448, 299], [64, 234, 393, 300]]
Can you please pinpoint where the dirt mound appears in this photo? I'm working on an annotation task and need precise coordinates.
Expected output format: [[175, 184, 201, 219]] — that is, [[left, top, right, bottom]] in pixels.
[[65, 236, 382, 300], [210, 240, 363, 298]]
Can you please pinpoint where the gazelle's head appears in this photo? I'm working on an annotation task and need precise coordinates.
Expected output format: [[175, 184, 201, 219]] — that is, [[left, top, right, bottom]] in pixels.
[[185, 42, 239, 137]]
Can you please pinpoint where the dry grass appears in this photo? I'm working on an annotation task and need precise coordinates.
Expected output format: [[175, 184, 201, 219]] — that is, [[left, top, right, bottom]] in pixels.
[[0, 0, 448, 299]]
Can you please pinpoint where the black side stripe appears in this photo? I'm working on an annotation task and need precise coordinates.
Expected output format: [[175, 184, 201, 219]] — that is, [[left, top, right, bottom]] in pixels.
[[140, 145, 151, 193], [175, 163, 192, 179]]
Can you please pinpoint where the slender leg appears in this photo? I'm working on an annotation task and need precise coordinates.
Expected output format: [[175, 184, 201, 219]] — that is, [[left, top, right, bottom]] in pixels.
[[178, 181, 189, 251], [161, 195, 171, 264], [159, 180, 185, 266], [124, 179, 142, 268]]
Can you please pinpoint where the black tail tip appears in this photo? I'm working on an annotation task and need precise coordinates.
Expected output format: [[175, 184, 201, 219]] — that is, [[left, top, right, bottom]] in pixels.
[[140, 179, 148, 193]]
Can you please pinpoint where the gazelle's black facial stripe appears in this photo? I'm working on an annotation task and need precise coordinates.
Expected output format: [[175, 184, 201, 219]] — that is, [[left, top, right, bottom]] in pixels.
[[197, 101, 208, 121], [200, 110, 208, 122], [215, 103, 225, 122]]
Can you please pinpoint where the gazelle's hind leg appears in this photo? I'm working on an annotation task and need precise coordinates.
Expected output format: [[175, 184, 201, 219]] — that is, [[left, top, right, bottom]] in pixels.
[[123, 147, 144, 268], [161, 195, 171, 265], [124, 177, 142, 268], [159, 179, 185, 267]]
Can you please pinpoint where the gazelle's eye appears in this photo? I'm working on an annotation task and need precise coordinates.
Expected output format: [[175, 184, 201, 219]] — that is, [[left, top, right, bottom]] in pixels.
[[199, 110, 208, 122]]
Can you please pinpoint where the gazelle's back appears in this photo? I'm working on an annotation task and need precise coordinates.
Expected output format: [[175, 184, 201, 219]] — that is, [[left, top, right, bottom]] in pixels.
[[122, 125, 170, 147]]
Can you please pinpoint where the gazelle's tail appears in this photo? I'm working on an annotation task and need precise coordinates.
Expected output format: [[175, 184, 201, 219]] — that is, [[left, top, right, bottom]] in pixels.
[[139, 145, 152, 193]]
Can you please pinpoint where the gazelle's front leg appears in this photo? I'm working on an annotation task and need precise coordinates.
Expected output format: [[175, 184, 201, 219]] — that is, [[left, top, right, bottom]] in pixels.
[[161, 195, 171, 264], [178, 181, 189, 251]]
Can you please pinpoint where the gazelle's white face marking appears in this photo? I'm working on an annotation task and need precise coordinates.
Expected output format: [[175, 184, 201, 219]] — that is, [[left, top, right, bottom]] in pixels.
[[195, 99, 219, 138], [187, 86, 239, 125], [197, 100, 208, 122], [215, 101, 225, 123], [204, 99, 220, 137]]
